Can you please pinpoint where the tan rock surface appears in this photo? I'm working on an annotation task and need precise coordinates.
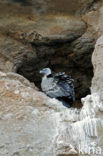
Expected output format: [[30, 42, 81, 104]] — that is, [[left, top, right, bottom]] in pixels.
[[0, 1, 103, 155], [0, 0, 94, 106], [82, 0, 103, 39], [92, 35, 103, 92], [0, 70, 103, 156], [0, 71, 80, 156]]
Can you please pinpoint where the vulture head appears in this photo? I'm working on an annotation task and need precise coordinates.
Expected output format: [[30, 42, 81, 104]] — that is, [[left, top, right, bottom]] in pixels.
[[40, 68, 51, 76]]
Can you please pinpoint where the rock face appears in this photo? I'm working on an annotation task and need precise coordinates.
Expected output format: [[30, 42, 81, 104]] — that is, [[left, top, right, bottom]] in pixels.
[[0, 71, 80, 156], [0, 0, 97, 106], [91, 35, 103, 92], [0, 36, 103, 155], [1, 1, 103, 155], [0, 0, 96, 15], [83, 0, 103, 38]]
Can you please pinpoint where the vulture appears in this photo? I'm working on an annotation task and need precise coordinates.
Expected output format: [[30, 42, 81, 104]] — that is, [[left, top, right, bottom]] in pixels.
[[40, 68, 75, 108]]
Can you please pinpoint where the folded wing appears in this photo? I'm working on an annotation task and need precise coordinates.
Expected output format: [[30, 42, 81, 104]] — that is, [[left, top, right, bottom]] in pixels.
[[46, 72, 75, 102]]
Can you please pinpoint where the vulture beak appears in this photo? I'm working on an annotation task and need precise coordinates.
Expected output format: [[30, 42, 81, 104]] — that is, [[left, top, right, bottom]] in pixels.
[[40, 69, 44, 74], [40, 70, 43, 74]]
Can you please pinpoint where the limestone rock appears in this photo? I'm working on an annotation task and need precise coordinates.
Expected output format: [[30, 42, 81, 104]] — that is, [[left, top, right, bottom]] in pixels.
[[0, 0, 103, 156], [0, 71, 80, 156], [0, 70, 103, 155], [91, 35, 103, 92], [0, 0, 96, 15], [82, 0, 103, 38], [0, 0, 95, 106]]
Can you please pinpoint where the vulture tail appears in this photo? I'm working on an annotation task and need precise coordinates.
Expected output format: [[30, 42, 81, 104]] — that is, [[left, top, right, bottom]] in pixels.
[[57, 97, 73, 108]]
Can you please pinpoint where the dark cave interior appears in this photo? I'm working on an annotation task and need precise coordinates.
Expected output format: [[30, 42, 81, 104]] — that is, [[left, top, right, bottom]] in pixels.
[[17, 39, 94, 108]]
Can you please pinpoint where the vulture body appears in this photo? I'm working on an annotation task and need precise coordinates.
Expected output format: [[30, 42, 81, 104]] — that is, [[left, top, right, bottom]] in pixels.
[[40, 68, 75, 108]]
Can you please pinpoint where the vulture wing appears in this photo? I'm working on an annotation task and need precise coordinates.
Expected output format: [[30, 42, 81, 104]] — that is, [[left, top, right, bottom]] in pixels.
[[46, 72, 75, 102]]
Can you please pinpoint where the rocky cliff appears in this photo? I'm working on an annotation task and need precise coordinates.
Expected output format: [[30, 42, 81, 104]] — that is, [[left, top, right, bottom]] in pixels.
[[0, 0, 103, 155], [0, 0, 98, 107]]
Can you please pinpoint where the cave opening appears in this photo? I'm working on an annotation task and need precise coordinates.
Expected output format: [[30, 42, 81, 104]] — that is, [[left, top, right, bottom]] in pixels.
[[17, 39, 94, 108]]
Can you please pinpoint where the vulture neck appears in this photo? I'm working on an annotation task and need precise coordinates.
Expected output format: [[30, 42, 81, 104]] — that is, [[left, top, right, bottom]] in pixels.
[[43, 73, 51, 79]]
